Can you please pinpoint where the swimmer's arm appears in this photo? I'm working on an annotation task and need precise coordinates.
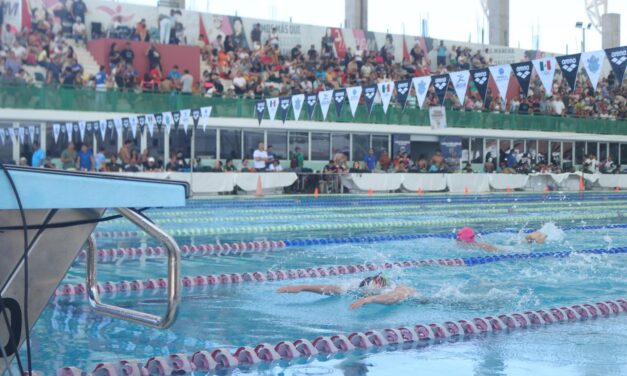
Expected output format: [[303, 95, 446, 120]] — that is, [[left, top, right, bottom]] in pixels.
[[349, 286, 416, 310], [477, 242, 500, 252], [277, 284, 344, 295]]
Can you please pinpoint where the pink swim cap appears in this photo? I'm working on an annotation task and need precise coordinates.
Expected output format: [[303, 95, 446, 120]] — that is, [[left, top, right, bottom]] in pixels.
[[457, 227, 476, 243]]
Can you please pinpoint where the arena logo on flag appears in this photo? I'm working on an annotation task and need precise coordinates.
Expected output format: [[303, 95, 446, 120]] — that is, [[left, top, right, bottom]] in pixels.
[[511, 61, 533, 97], [605, 46, 627, 84], [363, 84, 377, 115], [305, 93, 318, 120], [431, 74, 449, 105], [556, 54, 580, 91], [395, 79, 411, 110]]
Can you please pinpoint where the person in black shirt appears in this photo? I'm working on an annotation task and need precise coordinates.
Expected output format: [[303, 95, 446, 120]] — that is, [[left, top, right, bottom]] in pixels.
[[291, 44, 302, 60], [108, 43, 121, 69], [61, 66, 76, 88], [121, 42, 135, 65], [250, 23, 261, 48], [518, 97, 530, 114], [72, 0, 87, 23], [107, 154, 123, 172]]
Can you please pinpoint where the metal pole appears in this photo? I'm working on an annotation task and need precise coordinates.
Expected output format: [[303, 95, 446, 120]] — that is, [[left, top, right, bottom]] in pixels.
[[190, 126, 195, 197]]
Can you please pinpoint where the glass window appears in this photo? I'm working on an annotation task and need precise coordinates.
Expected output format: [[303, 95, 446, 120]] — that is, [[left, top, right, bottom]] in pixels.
[[600, 143, 608, 161], [220, 129, 242, 160], [46, 123, 68, 159], [243, 130, 264, 159], [587, 142, 598, 159], [550, 142, 561, 165], [371, 135, 389, 158], [289, 132, 309, 160], [470, 137, 483, 163], [352, 134, 370, 162], [461, 138, 469, 163], [169, 130, 192, 158], [538, 140, 548, 163], [621, 144, 627, 166], [19, 125, 41, 163], [0, 125, 13, 162], [311, 133, 330, 160], [512, 139, 524, 154], [100, 124, 119, 159], [499, 139, 511, 153], [485, 139, 497, 161], [331, 133, 350, 157], [609, 143, 618, 162], [195, 128, 217, 158], [525, 140, 537, 155], [267, 131, 287, 160], [148, 130, 165, 161], [575, 142, 586, 164]]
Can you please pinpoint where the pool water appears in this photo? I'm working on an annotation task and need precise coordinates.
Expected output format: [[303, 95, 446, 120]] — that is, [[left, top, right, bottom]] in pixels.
[[19, 193, 627, 374]]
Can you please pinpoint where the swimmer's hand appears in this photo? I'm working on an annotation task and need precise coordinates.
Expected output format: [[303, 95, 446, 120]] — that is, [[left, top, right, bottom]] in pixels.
[[350, 296, 373, 310], [350, 286, 417, 310]]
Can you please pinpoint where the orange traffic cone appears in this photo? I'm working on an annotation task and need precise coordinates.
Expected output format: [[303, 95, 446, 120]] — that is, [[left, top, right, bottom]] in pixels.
[[255, 175, 263, 197], [506, 186, 511, 193], [314, 187, 319, 198], [616, 186, 620, 192], [417, 187, 423, 196], [464, 186, 469, 195], [368, 188, 374, 196], [579, 176, 584, 192]]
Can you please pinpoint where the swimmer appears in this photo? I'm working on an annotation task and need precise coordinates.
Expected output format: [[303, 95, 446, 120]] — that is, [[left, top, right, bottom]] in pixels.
[[525, 223, 564, 244], [456, 227, 499, 252], [277, 273, 423, 310]]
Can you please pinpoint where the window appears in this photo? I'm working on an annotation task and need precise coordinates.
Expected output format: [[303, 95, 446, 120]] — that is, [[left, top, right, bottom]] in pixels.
[[575, 142, 586, 165], [461, 138, 469, 163], [371, 135, 389, 158], [538, 140, 548, 162], [46, 123, 67, 159], [550, 141, 561, 165], [19, 125, 41, 163], [311, 133, 330, 160], [562, 142, 573, 167], [170, 130, 192, 158], [485, 139, 497, 161], [470, 138, 483, 163], [195, 128, 217, 158], [512, 139, 524, 154], [352, 133, 370, 162], [101, 123, 119, 158], [587, 142, 598, 159], [610, 143, 619, 163], [289, 132, 309, 160], [148, 129, 165, 161], [499, 139, 511, 153], [331, 133, 350, 156], [621, 144, 627, 165], [243, 130, 264, 159], [267, 131, 287, 160], [525, 140, 537, 155], [0, 124, 13, 162], [220, 129, 242, 160], [600, 143, 608, 161]]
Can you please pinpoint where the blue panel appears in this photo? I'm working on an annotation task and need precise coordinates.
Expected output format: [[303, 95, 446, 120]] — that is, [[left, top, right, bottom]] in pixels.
[[0, 169, 187, 209]]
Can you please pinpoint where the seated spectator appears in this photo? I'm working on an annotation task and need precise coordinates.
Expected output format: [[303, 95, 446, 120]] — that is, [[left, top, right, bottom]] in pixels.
[[106, 154, 123, 172], [118, 140, 132, 165], [462, 162, 474, 173], [323, 159, 339, 174], [240, 158, 256, 172], [19, 157, 28, 166], [140, 72, 157, 92], [224, 159, 237, 172], [95, 147, 106, 171], [378, 151, 391, 171], [144, 156, 162, 172], [349, 161, 368, 173], [43, 157, 56, 169], [212, 160, 223, 172], [180, 69, 193, 94], [582, 154, 598, 174], [601, 155, 617, 174], [72, 17, 87, 45], [2, 24, 16, 47], [134, 19, 149, 42], [268, 159, 283, 172], [165, 154, 178, 171]]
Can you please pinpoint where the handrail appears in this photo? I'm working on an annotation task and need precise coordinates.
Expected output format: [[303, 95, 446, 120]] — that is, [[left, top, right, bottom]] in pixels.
[[86, 208, 181, 328]]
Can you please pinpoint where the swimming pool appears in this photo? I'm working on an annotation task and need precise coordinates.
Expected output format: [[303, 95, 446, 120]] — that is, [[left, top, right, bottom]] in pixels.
[[20, 193, 627, 374]]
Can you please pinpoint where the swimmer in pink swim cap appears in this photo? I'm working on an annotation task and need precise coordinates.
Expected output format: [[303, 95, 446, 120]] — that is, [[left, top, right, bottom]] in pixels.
[[456, 227, 499, 252]]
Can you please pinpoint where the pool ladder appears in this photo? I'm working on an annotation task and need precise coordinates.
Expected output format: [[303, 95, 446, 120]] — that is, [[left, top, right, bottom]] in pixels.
[[86, 208, 181, 328]]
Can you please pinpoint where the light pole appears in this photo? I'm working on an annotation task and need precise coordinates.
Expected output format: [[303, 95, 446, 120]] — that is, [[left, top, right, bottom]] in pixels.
[[575, 22, 592, 52]]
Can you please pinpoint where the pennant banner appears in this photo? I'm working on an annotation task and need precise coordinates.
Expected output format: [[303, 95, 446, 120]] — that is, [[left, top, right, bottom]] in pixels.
[[8, 128, 15, 142], [137, 115, 146, 134], [449, 70, 470, 106], [163, 112, 173, 134], [99, 120, 107, 141], [114, 118, 123, 140], [511, 61, 533, 97], [52, 123, 60, 143], [556, 53, 580, 91], [395, 79, 411, 110], [363, 84, 377, 115], [531, 57, 557, 96], [255, 100, 266, 125], [412, 76, 430, 109], [605, 46, 627, 85], [318, 89, 333, 120], [346, 86, 362, 117], [78, 121, 86, 141], [581, 50, 605, 90], [305, 93, 317, 120], [180, 109, 191, 134], [154, 113, 164, 132], [65, 122, 73, 142], [488, 64, 512, 100], [470, 68, 490, 103], [333, 88, 346, 118], [0, 128, 5, 145], [431, 74, 450, 105], [279, 96, 291, 124], [377, 81, 394, 114], [170, 111, 180, 131], [18, 127, 25, 144], [291, 94, 305, 120], [145, 114, 155, 137], [266, 97, 279, 121], [200, 106, 211, 130], [190, 109, 200, 130], [27, 125, 35, 144]]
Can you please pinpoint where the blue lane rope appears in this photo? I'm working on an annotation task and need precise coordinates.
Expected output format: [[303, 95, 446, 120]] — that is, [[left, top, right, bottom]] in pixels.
[[462, 247, 627, 266]]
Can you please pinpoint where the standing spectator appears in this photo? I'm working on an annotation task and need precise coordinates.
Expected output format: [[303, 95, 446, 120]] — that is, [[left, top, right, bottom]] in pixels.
[[291, 146, 304, 169], [253, 142, 268, 171], [94, 65, 107, 90], [159, 10, 173, 44], [552, 96, 566, 116], [266, 145, 276, 167], [108, 43, 121, 69], [436, 41, 447, 67], [251, 23, 262, 50], [72, 17, 87, 45], [364, 148, 377, 171], [71, 0, 87, 25], [31, 141, 45, 167], [267, 27, 279, 49], [77, 143, 94, 171], [118, 139, 132, 165], [134, 19, 149, 42], [121, 42, 134, 65], [60, 142, 77, 170], [146, 43, 161, 72], [180, 69, 193, 94], [2, 24, 15, 47]]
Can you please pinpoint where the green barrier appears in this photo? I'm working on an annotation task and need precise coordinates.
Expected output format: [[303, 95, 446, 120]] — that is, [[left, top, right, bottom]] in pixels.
[[2, 83, 625, 135]]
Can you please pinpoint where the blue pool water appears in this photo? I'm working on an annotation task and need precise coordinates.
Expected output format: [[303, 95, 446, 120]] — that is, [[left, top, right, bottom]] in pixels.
[[18, 194, 627, 374]]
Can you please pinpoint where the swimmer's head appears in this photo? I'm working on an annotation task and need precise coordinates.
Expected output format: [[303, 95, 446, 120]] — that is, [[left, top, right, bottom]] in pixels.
[[359, 273, 388, 289], [456, 227, 476, 244]]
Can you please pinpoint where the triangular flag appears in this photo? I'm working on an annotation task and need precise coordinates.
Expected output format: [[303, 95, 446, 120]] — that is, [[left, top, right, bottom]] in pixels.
[[291, 94, 305, 120], [377, 81, 395, 114], [190, 109, 200, 130], [65, 122, 73, 142], [27, 125, 35, 144], [163, 111, 173, 134], [52, 123, 60, 143], [488, 64, 512, 101], [154, 113, 164, 132], [394, 79, 412, 110], [18, 127, 25, 144], [581, 50, 605, 90], [511, 61, 533, 97], [412, 76, 431, 109], [129, 116, 138, 138], [86, 122, 93, 138], [114, 118, 123, 140], [266, 97, 279, 121], [346, 86, 362, 117], [333, 88, 346, 118], [362, 84, 377, 115], [78, 121, 86, 141], [556, 54, 581, 91], [255, 100, 266, 125], [171, 111, 181, 131], [605, 46, 627, 85], [449, 70, 470, 106], [305, 93, 317, 120], [278, 96, 291, 124], [532, 57, 557, 96], [121, 117, 130, 131], [200, 106, 211, 131], [99, 120, 107, 141], [318, 89, 333, 120], [180, 109, 191, 134], [470, 68, 490, 103], [145, 114, 155, 137], [8, 128, 15, 142], [137, 115, 146, 134], [0, 128, 5, 145], [431, 74, 450, 105]]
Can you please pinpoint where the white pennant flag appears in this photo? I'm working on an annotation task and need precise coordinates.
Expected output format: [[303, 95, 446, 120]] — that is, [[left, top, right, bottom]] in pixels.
[[145, 114, 155, 137], [532, 57, 557, 96], [412, 76, 431, 109], [99, 120, 107, 141], [346, 86, 362, 117], [52, 124, 60, 143], [0, 128, 5, 145], [8, 128, 15, 142], [266, 97, 279, 121], [581, 50, 606, 91], [163, 111, 172, 134], [113, 118, 123, 140], [377, 81, 395, 114], [291, 94, 305, 120], [488, 64, 512, 101], [318, 89, 333, 120], [129, 116, 138, 138], [78, 121, 86, 141], [200, 106, 212, 131], [28, 125, 35, 144], [65, 122, 73, 142], [449, 70, 470, 106], [18, 127, 25, 144], [180, 109, 191, 134]]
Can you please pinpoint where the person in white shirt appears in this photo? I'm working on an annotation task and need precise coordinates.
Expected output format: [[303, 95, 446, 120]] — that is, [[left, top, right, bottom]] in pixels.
[[552, 97, 566, 116], [268, 159, 283, 172], [582, 154, 598, 174], [253, 142, 268, 171]]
